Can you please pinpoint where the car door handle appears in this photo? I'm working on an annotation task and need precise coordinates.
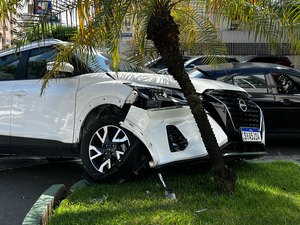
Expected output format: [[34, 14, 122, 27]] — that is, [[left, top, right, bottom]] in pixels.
[[281, 99, 293, 106], [14, 90, 27, 97]]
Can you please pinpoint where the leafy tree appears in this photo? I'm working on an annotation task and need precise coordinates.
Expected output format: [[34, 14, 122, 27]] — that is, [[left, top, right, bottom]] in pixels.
[[22, 25, 79, 42], [277, 0, 300, 52]]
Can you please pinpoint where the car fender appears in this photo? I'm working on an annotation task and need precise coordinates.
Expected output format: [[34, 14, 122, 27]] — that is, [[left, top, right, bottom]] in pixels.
[[74, 81, 133, 142]]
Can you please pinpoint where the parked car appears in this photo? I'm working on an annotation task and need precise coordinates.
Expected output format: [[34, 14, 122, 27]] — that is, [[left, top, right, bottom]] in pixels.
[[189, 62, 300, 135], [0, 40, 266, 181], [243, 55, 294, 68], [157, 55, 239, 74], [144, 56, 192, 73]]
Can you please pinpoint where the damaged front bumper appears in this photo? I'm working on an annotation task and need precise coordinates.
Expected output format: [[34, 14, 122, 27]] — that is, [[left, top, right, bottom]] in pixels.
[[121, 105, 228, 167], [121, 85, 266, 168], [121, 105, 266, 168]]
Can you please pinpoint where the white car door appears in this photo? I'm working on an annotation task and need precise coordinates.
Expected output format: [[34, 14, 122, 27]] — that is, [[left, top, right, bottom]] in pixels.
[[0, 53, 20, 146], [0, 81, 14, 136], [10, 46, 79, 144]]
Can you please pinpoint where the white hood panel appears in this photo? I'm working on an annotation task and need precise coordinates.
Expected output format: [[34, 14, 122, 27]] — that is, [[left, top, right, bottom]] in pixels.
[[79, 72, 245, 94]]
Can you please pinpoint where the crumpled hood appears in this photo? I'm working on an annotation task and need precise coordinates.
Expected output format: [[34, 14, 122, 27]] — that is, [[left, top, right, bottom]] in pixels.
[[78, 71, 245, 93], [110, 72, 245, 93]]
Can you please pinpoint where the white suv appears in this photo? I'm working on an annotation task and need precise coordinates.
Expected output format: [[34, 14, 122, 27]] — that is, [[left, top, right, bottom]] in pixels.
[[0, 40, 266, 181]]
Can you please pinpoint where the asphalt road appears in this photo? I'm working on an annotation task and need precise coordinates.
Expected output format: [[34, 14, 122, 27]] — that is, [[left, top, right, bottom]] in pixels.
[[261, 136, 300, 163], [0, 136, 299, 225], [0, 157, 83, 225]]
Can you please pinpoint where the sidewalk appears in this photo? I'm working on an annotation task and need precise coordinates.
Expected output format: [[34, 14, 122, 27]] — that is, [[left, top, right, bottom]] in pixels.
[[252, 151, 300, 164]]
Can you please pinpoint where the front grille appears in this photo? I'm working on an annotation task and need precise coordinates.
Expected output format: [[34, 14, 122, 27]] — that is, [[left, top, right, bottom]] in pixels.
[[166, 125, 188, 152], [205, 90, 260, 129]]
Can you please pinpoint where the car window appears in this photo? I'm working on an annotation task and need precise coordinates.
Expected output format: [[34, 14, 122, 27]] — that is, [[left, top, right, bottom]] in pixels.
[[272, 73, 300, 94], [27, 47, 57, 79], [185, 58, 203, 68], [88, 51, 153, 73], [188, 69, 206, 78], [150, 59, 166, 70], [71, 56, 91, 75], [220, 75, 234, 84], [232, 74, 268, 93], [226, 57, 239, 62], [0, 53, 20, 81]]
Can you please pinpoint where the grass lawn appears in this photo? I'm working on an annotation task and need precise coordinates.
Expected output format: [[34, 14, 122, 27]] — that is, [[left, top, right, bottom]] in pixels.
[[49, 161, 300, 225]]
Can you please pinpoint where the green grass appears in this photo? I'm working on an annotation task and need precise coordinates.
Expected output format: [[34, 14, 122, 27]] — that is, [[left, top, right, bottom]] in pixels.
[[49, 161, 300, 225]]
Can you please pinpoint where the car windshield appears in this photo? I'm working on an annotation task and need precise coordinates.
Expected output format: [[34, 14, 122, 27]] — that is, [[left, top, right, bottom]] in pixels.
[[184, 56, 238, 68], [88, 51, 153, 73], [187, 69, 206, 78], [184, 58, 198, 67]]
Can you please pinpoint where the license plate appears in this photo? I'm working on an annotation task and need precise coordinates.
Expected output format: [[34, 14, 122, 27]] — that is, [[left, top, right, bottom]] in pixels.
[[241, 127, 261, 142]]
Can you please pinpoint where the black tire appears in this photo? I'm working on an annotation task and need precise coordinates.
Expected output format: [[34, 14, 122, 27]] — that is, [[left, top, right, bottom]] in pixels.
[[80, 115, 150, 182]]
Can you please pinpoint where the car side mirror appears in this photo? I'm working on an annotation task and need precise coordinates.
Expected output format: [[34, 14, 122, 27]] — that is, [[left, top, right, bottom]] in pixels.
[[47, 62, 74, 74]]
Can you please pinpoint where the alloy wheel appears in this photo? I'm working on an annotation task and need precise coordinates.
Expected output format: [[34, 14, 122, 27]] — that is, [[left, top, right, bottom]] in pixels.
[[88, 125, 130, 173]]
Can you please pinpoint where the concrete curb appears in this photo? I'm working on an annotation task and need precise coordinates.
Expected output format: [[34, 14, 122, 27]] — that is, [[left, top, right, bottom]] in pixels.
[[22, 184, 67, 225], [70, 179, 89, 193], [21, 180, 89, 225]]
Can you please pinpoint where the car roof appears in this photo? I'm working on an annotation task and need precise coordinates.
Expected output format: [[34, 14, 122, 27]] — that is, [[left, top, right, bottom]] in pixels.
[[194, 62, 300, 78], [196, 62, 293, 71], [145, 55, 192, 67], [184, 55, 238, 66], [190, 55, 237, 59], [244, 55, 290, 60], [0, 39, 67, 57]]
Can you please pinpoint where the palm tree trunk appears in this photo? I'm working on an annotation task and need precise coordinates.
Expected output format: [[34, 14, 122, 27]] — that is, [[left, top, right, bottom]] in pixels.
[[146, 3, 236, 193]]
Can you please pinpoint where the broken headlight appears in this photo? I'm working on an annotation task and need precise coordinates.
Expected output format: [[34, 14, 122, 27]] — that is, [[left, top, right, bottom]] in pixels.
[[128, 84, 188, 109]]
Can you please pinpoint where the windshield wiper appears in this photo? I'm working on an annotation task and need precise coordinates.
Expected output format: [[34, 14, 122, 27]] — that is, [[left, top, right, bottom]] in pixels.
[[194, 67, 212, 77], [106, 72, 116, 80]]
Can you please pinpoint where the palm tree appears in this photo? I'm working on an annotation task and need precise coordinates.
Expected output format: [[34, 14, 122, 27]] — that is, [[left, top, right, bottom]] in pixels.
[[24, 0, 231, 193], [144, 1, 236, 193], [65, 0, 236, 193], [40, 0, 299, 193]]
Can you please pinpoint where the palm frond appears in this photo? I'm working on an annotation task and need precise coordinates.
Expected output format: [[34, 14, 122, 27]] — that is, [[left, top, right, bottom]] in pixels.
[[203, 0, 300, 54], [174, 2, 227, 64]]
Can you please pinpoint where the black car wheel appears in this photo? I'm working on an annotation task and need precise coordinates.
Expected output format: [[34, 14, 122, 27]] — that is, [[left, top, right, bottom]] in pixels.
[[80, 115, 150, 182]]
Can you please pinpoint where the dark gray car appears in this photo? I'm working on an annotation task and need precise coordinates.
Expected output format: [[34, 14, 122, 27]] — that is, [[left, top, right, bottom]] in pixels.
[[189, 62, 300, 135], [157, 55, 238, 74]]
